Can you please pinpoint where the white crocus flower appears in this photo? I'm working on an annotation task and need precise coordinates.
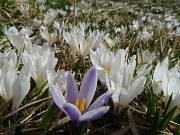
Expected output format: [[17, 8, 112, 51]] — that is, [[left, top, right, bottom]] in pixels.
[[46, 69, 65, 90], [53, 21, 64, 37], [22, 43, 58, 89], [63, 27, 84, 58], [4, 27, 24, 51], [130, 20, 140, 31], [104, 34, 115, 48], [0, 61, 30, 111], [106, 56, 147, 115], [43, 9, 58, 25], [80, 37, 90, 61], [137, 49, 156, 67], [86, 32, 97, 51], [4, 27, 33, 52], [90, 44, 128, 85], [152, 57, 168, 94], [19, 3, 30, 14], [0, 49, 17, 69], [0, 68, 17, 102], [90, 43, 114, 84], [140, 27, 153, 43], [116, 25, 127, 43], [163, 69, 180, 118], [12, 74, 30, 111], [40, 27, 57, 45], [33, 18, 42, 26]]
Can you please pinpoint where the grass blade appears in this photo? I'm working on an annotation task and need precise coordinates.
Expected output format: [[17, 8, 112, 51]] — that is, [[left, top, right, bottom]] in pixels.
[[40, 103, 58, 127], [163, 93, 173, 116], [160, 106, 177, 131], [149, 108, 161, 135]]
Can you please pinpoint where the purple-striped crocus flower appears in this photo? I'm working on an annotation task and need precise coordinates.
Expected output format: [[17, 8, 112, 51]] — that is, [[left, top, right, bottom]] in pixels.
[[49, 66, 113, 125]]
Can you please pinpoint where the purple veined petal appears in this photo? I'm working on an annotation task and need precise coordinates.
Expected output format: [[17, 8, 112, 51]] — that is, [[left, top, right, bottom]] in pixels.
[[88, 91, 114, 111], [49, 84, 67, 109], [61, 103, 81, 124], [79, 106, 109, 123], [65, 72, 78, 104], [79, 66, 98, 111]]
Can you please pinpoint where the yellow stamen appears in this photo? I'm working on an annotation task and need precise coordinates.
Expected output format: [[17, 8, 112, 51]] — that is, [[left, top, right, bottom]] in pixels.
[[75, 99, 78, 107], [79, 98, 86, 114], [48, 34, 52, 43], [109, 39, 115, 46], [74, 98, 86, 114], [107, 67, 111, 74], [131, 72, 134, 78]]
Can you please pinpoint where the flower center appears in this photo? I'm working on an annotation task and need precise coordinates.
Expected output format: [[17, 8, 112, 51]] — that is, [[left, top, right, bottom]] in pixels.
[[75, 98, 86, 114], [107, 67, 111, 74], [109, 39, 115, 45], [48, 34, 52, 43]]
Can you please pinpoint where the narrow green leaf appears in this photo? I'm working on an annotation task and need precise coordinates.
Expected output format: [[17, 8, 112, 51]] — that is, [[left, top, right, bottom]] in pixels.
[[147, 94, 157, 122], [34, 81, 48, 97], [173, 114, 180, 124], [149, 108, 161, 135], [174, 130, 180, 135], [40, 103, 58, 127], [160, 106, 177, 130], [15, 125, 21, 135], [147, 96, 152, 122], [163, 93, 173, 116]]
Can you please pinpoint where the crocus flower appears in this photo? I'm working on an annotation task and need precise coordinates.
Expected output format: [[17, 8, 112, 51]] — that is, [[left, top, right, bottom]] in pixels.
[[104, 33, 115, 48], [4, 26, 24, 51], [43, 9, 58, 25], [40, 26, 57, 46], [90, 44, 128, 85], [19, 3, 30, 14], [49, 66, 113, 125], [4, 26, 33, 52], [152, 57, 168, 94], [116, 25, 127, 43], [163, 68, 180, 118], [137, 49, 156, 68], [0, 62, 30, 111], [63, 28, 82, 58], [140, 27, 153, 43], [22, 43, 58, 89]]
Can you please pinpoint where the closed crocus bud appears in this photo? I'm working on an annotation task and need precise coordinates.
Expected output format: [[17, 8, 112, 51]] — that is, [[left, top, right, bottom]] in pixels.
[[152, 57, 168, 95], [12, 75, 30, 111]]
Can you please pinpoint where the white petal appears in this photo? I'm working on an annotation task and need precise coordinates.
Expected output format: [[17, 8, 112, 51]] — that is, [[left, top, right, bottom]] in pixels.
[[12, 75, 30, 110]]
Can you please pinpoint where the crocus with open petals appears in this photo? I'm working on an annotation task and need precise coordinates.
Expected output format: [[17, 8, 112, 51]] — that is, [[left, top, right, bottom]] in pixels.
[[49, 66, 113, 125]]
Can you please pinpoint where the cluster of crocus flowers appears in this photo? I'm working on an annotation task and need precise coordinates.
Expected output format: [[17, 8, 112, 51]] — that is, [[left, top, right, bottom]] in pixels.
[[63, 23, 117, 60], [0, 49, 30, 111], [90, 42, 152, 115], [90, 44, 127, 85], [49, 66, 113, 125], [1, 25, 58, 111], [22, 43, 58, 89], [105, 54, 149, 115]]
